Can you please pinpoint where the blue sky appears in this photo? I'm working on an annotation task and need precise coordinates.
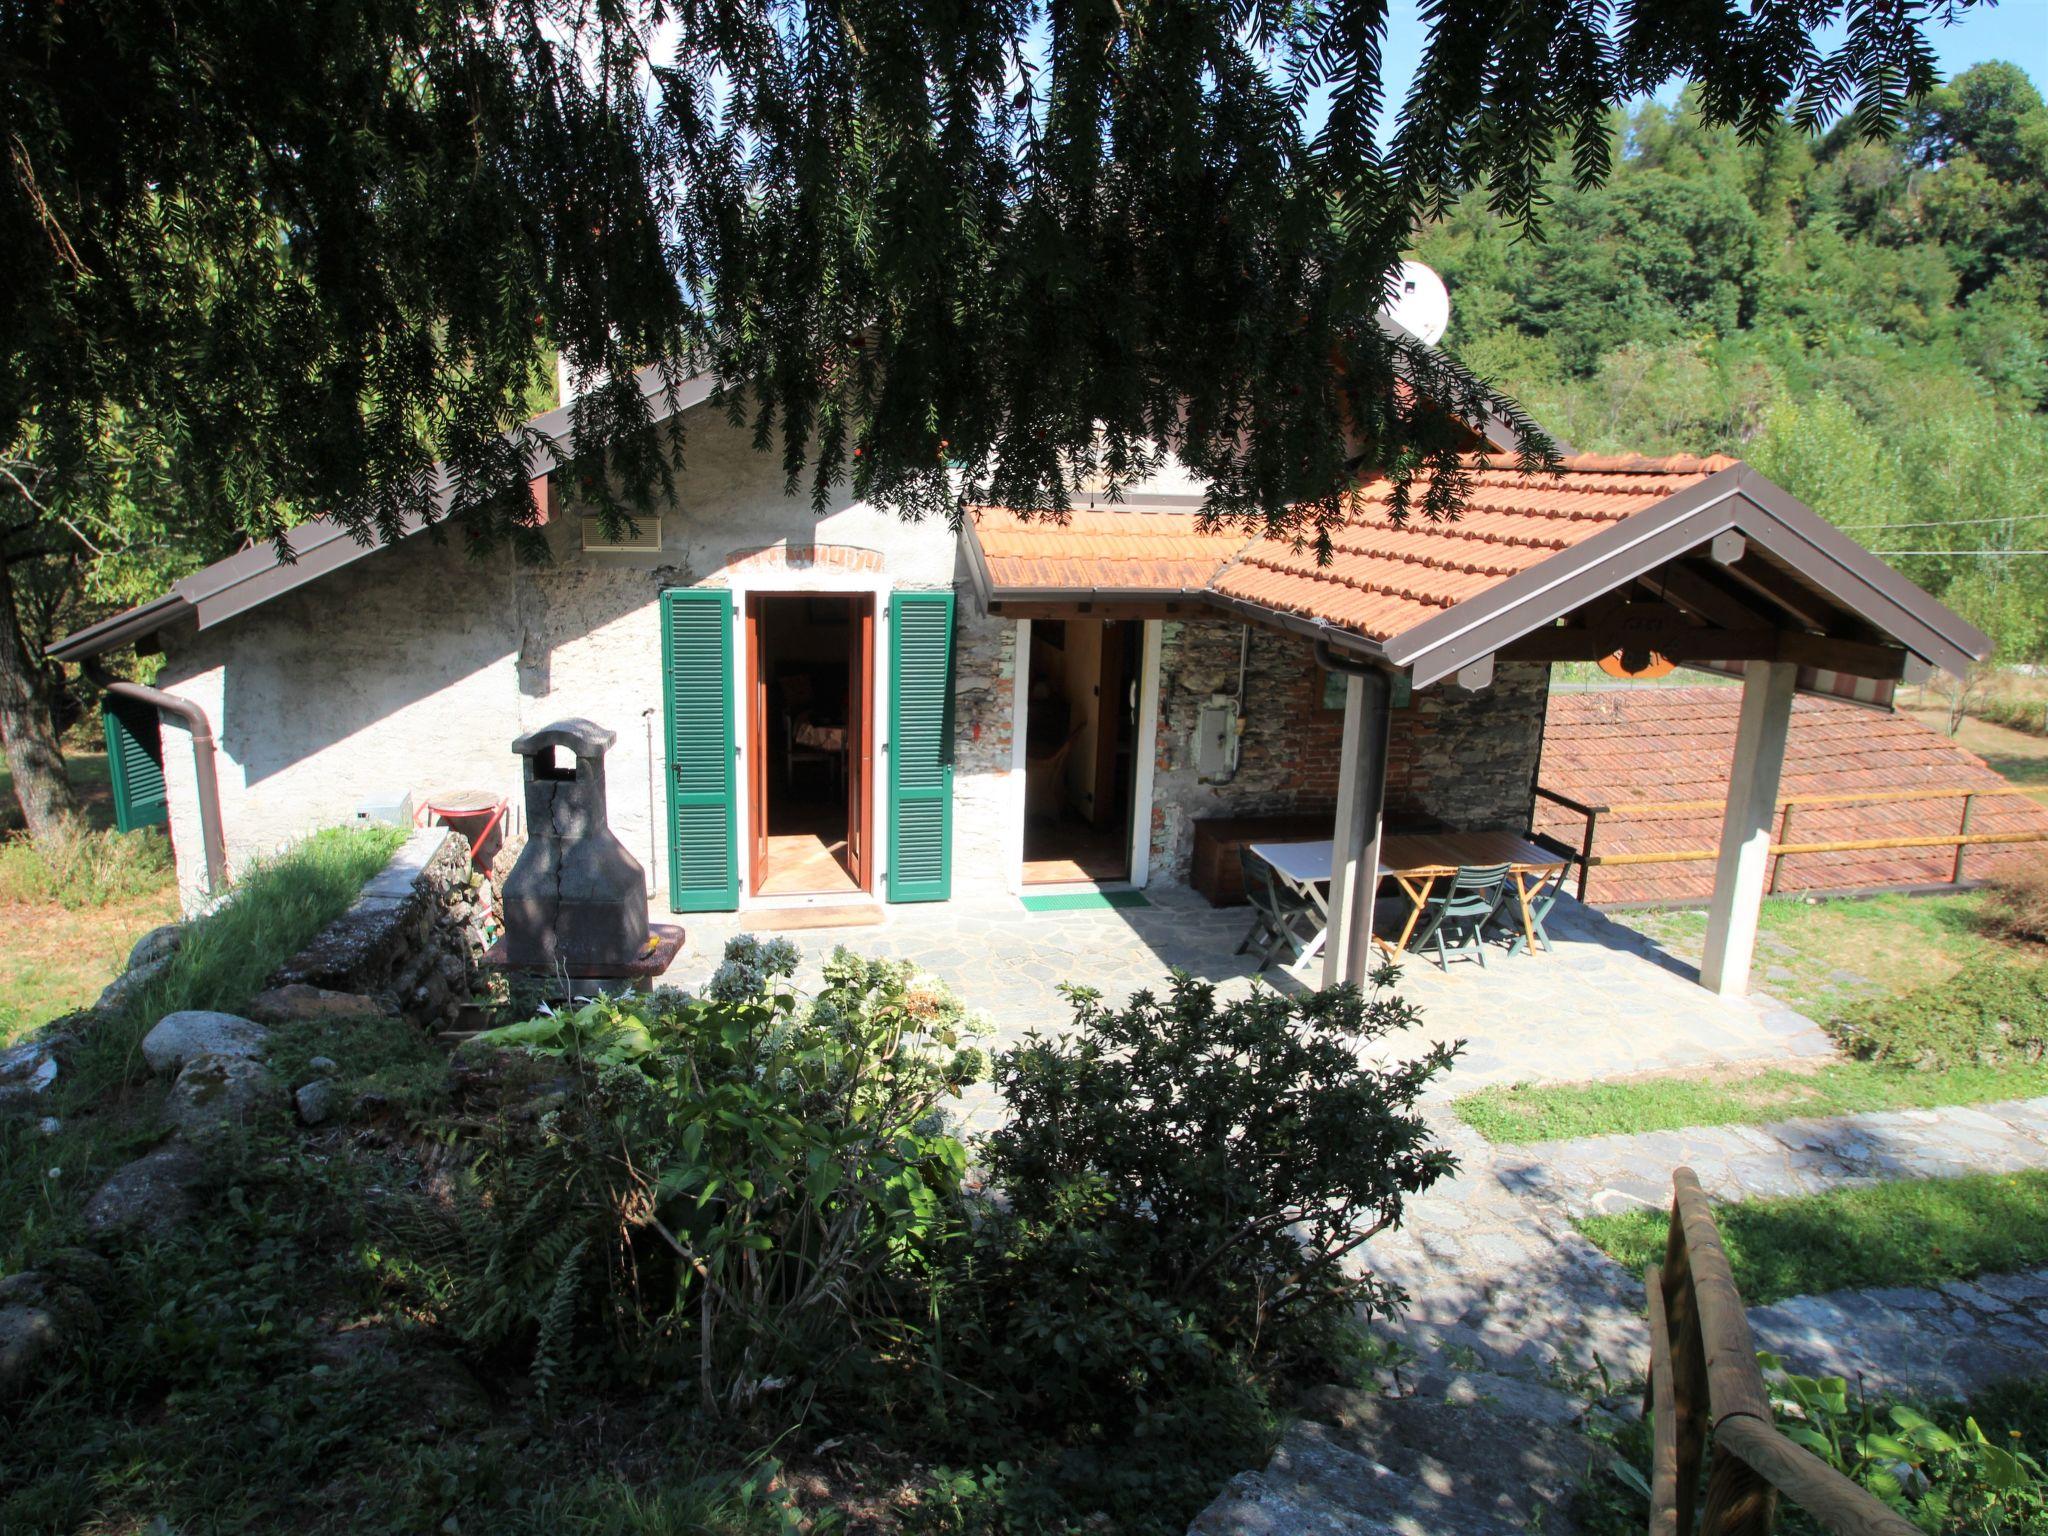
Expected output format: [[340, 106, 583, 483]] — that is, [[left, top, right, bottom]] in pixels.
[[1376, 0, 2046, 118]]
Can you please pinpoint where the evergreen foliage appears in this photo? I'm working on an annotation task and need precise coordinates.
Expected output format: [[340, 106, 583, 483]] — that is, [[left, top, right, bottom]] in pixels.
[[1416, 61, 2048, 658], [1, 0, 1987, 553]]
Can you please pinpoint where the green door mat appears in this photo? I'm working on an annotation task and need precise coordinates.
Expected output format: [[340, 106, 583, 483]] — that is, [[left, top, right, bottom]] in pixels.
[[1019, 890, 1151, 912]]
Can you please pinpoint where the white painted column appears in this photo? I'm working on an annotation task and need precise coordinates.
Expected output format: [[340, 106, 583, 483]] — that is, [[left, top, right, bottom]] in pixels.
[[1699, 659, 1798, 997], [1322, 669, 1393, 990], [1128, 620, 1164, 887]]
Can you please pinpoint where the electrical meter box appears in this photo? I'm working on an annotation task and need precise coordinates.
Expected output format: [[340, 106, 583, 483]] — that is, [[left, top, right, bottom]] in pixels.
[[354, 791, 416, 827], [1195, 696, 1241, 782]]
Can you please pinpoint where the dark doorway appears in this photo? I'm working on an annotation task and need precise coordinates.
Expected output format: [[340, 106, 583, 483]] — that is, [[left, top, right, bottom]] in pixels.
[[1022, 618, 1141, 884], [746, 593, 873, 897]]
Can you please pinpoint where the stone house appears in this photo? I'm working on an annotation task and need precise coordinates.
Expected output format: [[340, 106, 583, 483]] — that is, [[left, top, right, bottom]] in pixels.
[[53, 366, 1988, 998]]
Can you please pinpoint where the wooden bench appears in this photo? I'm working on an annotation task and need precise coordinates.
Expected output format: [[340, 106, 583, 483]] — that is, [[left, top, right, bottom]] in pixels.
[[1190, 811, 1335, 906]]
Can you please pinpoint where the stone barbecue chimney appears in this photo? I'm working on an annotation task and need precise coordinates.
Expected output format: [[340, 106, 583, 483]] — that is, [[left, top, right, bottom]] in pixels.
[[499, 719, 650, 969]]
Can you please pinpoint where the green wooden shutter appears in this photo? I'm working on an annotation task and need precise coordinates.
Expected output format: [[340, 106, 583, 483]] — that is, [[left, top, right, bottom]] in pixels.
[[887, 591, 955, 903], [102, 696, 169, 834], [661, 588, 739, 912]]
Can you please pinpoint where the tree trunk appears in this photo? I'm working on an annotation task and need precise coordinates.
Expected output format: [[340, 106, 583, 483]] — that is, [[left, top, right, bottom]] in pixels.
[[0, 558, 82, 840]]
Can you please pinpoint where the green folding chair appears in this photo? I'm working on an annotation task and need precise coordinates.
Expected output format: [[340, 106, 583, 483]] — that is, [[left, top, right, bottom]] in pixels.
[[1235, 848, 1322, 972], [1496, 864, 1565, 956], [1407, 863, 1512, 970]]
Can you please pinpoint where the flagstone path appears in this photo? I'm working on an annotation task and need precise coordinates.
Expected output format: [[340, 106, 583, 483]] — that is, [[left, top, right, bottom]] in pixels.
[[1366, 1100, 2048, 1402]]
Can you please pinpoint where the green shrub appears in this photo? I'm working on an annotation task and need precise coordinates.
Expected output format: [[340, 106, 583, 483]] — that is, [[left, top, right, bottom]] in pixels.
[[1828, 959, 2048, 1069], [0, 822, 173, 908], [957, 971, 1455, 1429], [1767, 1359, 2048, 1535], [406, 938, 986, 1418]]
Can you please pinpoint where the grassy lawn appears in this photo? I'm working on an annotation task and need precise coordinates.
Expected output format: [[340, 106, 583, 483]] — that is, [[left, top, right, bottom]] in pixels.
[[1577, 1170, 2048, 1305], [1455, 891, 2048, 1142], [1, 747, 180, 1047], [1629, 891, 2019, 1022], [1458, 1058, 2048, 1143]]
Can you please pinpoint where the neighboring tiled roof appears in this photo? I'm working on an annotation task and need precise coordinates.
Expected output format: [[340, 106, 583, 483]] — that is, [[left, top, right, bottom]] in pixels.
[[970, 507, 1243, 593], [1534, 686, 2048, 905], [972, 453, 1740, 643]]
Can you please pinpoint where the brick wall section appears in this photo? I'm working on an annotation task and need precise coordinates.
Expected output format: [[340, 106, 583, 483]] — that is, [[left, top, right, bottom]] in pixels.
[[1146, 619, 1550, 882]]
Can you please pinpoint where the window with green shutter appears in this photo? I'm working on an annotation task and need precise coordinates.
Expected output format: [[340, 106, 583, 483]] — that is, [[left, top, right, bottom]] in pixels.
[[661, 588, 740, 912], [887, 591, 955, 902], [103, 695, 169, 833]]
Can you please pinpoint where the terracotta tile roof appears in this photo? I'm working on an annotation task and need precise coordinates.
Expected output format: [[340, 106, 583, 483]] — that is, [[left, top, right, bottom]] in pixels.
[[970, 506, 1243, 593], [971, 453, 1739, 643], [1534, 686, 2048, 905], [1211, 454, 1736, 641]]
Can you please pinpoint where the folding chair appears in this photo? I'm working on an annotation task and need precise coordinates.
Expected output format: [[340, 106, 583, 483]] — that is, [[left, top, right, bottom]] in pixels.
[[1495, 864, 1565, 957], [1407, 863, 1512, 970], [1235, 848, 1322, 972]]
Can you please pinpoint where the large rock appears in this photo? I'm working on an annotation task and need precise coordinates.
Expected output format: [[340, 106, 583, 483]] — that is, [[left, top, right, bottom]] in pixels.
[[295, 1077, 339, 1127], [127, 924, 184, 973], [0, 1037, 62, 1122], [0, 1261, 107, 1400], [94, 954, 172, 1018], [164, 1053, 282, 1137], [0, 1301, 64, 1400], [84, 1142, 209, 1237], [244, 984, 395, 1025], [140, 1011, 269, 1074]]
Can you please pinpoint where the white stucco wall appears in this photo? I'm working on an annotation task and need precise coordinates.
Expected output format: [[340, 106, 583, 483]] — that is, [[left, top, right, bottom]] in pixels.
[[152, 399, 1011, 914]]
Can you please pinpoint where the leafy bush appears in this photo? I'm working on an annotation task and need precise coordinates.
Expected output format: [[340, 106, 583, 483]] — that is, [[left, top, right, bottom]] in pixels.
[[1767, 1357, 2048, 1535], [955, 971, 1455, 1429], [409, 938, 987, 1418], [1828, 959, 2048, 1069], [0, 822, 173, 908]]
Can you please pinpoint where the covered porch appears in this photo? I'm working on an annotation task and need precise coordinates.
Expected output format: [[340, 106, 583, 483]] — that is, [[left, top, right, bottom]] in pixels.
[[966, 454, 1990, 999]]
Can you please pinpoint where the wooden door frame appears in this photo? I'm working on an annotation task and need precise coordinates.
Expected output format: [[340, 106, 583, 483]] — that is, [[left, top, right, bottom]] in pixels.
[[844, 594, 876, 891], [742, 588, 877, 900]]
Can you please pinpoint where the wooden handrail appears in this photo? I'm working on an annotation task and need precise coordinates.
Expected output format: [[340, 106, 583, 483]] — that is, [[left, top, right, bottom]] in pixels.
[[1645, 1167, 1921, 1536], [1543, 783, 2038, 818]]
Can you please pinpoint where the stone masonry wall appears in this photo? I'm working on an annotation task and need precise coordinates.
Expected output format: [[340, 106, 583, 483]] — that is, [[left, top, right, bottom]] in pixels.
[[267, 827, 484, 1025], [1146, 621, 1551, 883], [1383, 659, 1552, 833], [949, 600, 1019, 899]]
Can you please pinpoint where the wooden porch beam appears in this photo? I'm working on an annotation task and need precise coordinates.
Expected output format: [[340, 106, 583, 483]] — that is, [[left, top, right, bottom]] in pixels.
[[1501, 623, 1908, 677]]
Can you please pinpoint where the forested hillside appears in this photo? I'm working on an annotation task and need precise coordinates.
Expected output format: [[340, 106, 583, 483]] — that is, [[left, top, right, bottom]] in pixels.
[[1418, 61, 2048, 662]]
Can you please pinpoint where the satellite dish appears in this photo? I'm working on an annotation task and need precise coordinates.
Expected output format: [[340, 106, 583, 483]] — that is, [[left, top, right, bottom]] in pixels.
[[1381, 260, 1450, 346]]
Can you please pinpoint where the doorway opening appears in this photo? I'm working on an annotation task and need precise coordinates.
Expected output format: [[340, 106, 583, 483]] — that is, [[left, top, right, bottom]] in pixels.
[[746, 592, 874, 898], [1021, 618, 1142, 884]]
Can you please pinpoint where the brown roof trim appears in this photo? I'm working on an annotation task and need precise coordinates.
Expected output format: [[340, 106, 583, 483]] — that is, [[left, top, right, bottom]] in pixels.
[[1382, 464, 1989, 687], [48, 365, 719, 662]]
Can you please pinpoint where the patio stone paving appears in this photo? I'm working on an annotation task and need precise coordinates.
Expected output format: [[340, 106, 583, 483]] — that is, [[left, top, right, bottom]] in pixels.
[[660, 887, 1835, 1120]]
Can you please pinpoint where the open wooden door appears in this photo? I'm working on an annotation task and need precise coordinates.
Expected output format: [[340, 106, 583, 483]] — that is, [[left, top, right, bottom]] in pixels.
[[745, 595, 771, 895], [845, 595, 876, 890], [1089, 620, 1129, 829]]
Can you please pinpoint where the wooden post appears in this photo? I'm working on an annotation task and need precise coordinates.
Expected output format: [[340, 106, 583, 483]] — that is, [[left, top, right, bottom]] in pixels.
[[1323, 669, 1394, 989], [1662, 1211, 1708, 1534], [1767, 804, 1794, 896], [1952, 793, 1977, 885], [1700, 660, 1798, 997], [1578, 808, 1599, 902]]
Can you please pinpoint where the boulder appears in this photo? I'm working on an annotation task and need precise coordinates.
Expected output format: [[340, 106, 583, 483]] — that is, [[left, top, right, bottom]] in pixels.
[[84, 1142, 208, 1237], [295, 1077, 339, 1127], [0, 1264, 104, 1400], [140, 1011, 269, 1075], [127, 924, 184, 973], [94, 954, 172, 1018], [0, 1034, 63, 1084], [0, 1302, 63, 1400], [244, 984, 396, 1025], [164, 1053, 283, 1137]]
